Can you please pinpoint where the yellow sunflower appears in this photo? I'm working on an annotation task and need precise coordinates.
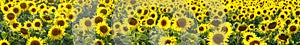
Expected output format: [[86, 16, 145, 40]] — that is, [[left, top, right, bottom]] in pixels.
[[19, 27, 30, 38], [9, 21, 21, 31], [125, 15, 139, 30], [112, 21, 122, 31], [28, 6, 38, 15], [195, 24, 209, 34], [64, 3, 74, 12], [157, 16, 171, 30], [219, 22, 233, 36], [236, 23, 248, 33], [266, 20, 279, 31], [92, 39, 105, 45], [38, 3, 47, 10], [24, 21, 32, 28], [248, 24, 256, 30], [3, 12, 17, 22], [18, 1, 28, 11], [93, 15, 106, 25], [244, 37, 267, 45], [275, 32, 291, 44], [26, 1, 36, 8], [159, 36, 177, 45], [79, 17, 93, 30], [96, 23, 111, 37], [10, 6, 21, 15], [1, 5, 10, 13], [26, 37, 44, 45], [33, 19, 43, 30], [287, 23, 299, 34], [66, 13, 77, 22], [242, 32, 257, 43], [119, 24, 129, 35], [0, 39, 10, 45], [53, 17, 68, 28], [208, 30, 228, 45], [145, 18, 156, 27], [96, 7, 112, 17], [172, 16, 192, 32], [48, 26, 65, 40], [48, 6, 56, 13], [258, 24, 267, 33]]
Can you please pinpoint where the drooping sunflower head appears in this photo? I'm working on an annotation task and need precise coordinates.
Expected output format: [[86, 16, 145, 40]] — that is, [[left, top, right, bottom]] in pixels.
[[208, 30, 228, 45], [48, 26, 65, 40], [159, 36, 177, 45], [0, 39, 10, 45], [242, 32, 257, 43], [92, 39, 105, 45], [96, 23, 111, 37], [79, 17, 93, 30], [33, 19, 43, 30], [20, 27, 30, 38], [26, 37, 43, 45]]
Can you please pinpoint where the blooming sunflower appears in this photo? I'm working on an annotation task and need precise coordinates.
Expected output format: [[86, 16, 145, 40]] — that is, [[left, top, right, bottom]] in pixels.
[[96, 23, 111, 37], [145, 18, 156, 27], [242, 32, 257, 43], [287, 23, 299, 34], [79, 17, 93, 30], [66, 13, 77, 22], [33, 19, 43, 30], [20, 27, 30, 38], [258, 24, 267, 33], [275, 32, 291, 44], [0, 39, 10, 45], [48, 26, 65, 40], [1, 5, 10, 13], [9, 21, 21, 31], [26, 37, 44, 45], [244, 37, 267, 45], [208, 30, 228, 45], [3, 12, 17, 22], [93, 15, 106, 25], [157, 16, 171, 30], [112, 21, 121, 31], [38, 3, 47, 10], [28, 6, 38, 15], [195, 24, 209, 34], [64, 3, 74, 12], [92, 39, 105, 45], [54, 17, 68, 28], [159, 36, 177, 45], [125, 15, 139, 30], [24, 21, 32, 28], [219, 22, 233, 36], [26, 1, 36, 8], [266, 20, 279, 31], [96, 7, 112, 17], [172, 16, 191, 32], [119, 24, 129, 35], [18, 1, 28, 11], [10, 6, 21, 15], [236, 23, 248, 33]]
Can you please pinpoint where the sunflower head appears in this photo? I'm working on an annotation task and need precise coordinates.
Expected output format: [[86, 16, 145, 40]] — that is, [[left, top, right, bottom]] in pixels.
[[287, 23, 299, 34], [159, 36, 177, 45], [10, 6, 21, 15], [48, 26, 65, 40], [93, 39, 105, 45], [66, 13, 77, 22], [0, 39, 10, 45], [29, 6, 38, 15], [125, 16, 139, 30], [33, 19, 43, 30], [26, 37, 43, 45], [145, 18, 156, 27], [158, 16, 171, 30], [96, 23, 111, 37], [208, 30, 228, 45], [20, 27, 30, 38], [9, 21, 21, 31], [80, 17, 93, 30], [243, 32, 257, 43], [24, 21, 32, 28], [93, 15, 106, 25], [54, 17, 68, 28], [236, 23, 248, 33], [244, 37, 267, 45], [275, 32, 291, 44], [173, 16, 192, 32], [4, 12, 17, 22]]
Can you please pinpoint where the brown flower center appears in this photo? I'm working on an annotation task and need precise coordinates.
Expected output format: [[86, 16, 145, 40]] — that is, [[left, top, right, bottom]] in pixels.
[[2, 42, 8, 45], [249, 40, 260, 45], [278, 34, 289, 41], [100, 26, 108, 33], [13, 8, 19, 13], [30, 40, 41, 45], [51, 28, 61, 36], [20, 28, 28, 35], [213, 34, 224, 44], [12, 23, 19, 28], [221, 26, 228, 33], [147, 19, 154, 25], [268, 22, 277, 29], [176, 18, 187, 28], [85, 20, 92, 27], [34, 22, 41, 27], [26, 23, 32, 27], [128, 18, 138, 25], [57, 20, 65, 26], [289, 25, 297, 32], [94, 17, 103, 24], [238, 25, 247, 31], [20, 3, 27, 9], [100, 9, 108, 15], [165, 40, 171, 44], [246, 35, 253, 41], [211, 20, 221, 27], [6, 13, 15, 20]]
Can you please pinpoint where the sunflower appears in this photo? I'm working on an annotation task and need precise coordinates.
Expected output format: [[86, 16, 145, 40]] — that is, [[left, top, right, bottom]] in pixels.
[[9, 21, 21, 31], [208, 30, 228, 45], [196, 15, 205, 22], [195, 24, 209, 34], [96, 23, 111, 37], [3, 12, 17, 22], [33, 19, 43, 30], [287, 23, 299, 34], [189, 5, 199, 13], [48, 6, 56, 13], [242, 32, 257, 43], [48, 26, 65, 40], [157, 16, 171, 30], [10, 6, 21, 15], [158, 36, 177, 45], [20, 27, 30, 38], [112, 21, 121, 30], [38, 3, 47, 10], [230, 14, 238, 21], [219, 22, 233, 36], [28, 6, 38, 15], [45, 0, 55, 4], [258, 24, 267, 33], [145, 18, 156, 27], [1, 5, 10, 13], [275, 32, 291, 44], [109, 29, 116, 39], [18, 1, 28, 11], [236, 23, 248, 33], [99, 0, 113, 5], [26, 37, 44, 45], [24, 21, 32, 28], [210, 19, 222, 27], [96, 7, 112, 17], [92, 39, 105, 45], [172, 16, 191, 32], [248, 24, 256, 30], [266, 20, 278, 31], [247, 13, 256, 21], [293, 8, 300, 17], [26, 1, 36, 8], [125, 16, 139, 30], [119, 24, 129, 35], [54, 17, 68, 28], [66, 13, 77, 22], [135, 6, 144, 16], [39, 9, 49, 16], [0, 39, 10, 45], [79, 17, 93, 30], [244, 37, 267, 45], [93, 15, 106, 25], [64, 3, 74, 11]]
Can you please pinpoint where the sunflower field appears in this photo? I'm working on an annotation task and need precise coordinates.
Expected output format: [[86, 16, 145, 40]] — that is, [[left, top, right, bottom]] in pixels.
[[1, 0, 300, 45]]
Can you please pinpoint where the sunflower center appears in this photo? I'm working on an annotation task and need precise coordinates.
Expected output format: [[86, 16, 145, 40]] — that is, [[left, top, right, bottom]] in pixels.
[[238, 25, 247, 31], [137, 9, 142, 14], [105, 0, 110, 3], [20, 28, 28, 34], [191, 7, 196, 10], [12, 23, 19, 28], [48, 0, 54, 3], [268, 22, 277, 29], [2, 42, 8, 45], [161, 20, 167, 26], [147, 19, 154, 25], [57, 20, 65, 26], [211, 20, 221, 27], [43, 16, 51, 20], [246, 35, 253, 41], [68, 14, 74, 19], [31, 8, 37, 12], [7, 13, 15, 20], [176, 18, 187, 28], [278, 34, 289, 41], [26, 23, 32, 27], [232, 15, 237, 19], [66, 4, 72, 9], [218, 11, 223, 16], [95, 41, 103, 45], [123, 27, 128, 32], [20, 3, 27, 9], [34, 22, 41, 27], [13, 8, 19, 13], [165, 40, 171, 44], [296, 11, 300, 15], [98, 4, 105, 7], [85, 20, 92, 27], [249, 40, 260, 45], [94, 17, 103, 24], [100, 9, 108, 15], [30, 40, 41, 45], [199, 26, 204, 31], [100, 26, 108, 33], [221, 26, 228, 33], [213, 34, 224, 44], [289, 26, 297, 32], [286, 20, 291, 25], [128, 18, 138, 25], [250, 14, 254, 19], [51, 28, 62, 36], [4, 6, 9, 11]]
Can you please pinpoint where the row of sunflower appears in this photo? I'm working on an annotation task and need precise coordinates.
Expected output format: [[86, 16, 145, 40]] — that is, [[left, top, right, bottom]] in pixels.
[[0, 0, 300, 45]]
